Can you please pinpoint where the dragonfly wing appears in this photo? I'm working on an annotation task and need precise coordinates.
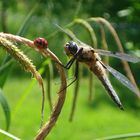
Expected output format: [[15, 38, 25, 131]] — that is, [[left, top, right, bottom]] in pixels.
[[55, 24, 81, 42], [100, 61, 139, 96], [55, 24, 140, 63], [96, 49, 140, 63], [55, 24, 91, 47]]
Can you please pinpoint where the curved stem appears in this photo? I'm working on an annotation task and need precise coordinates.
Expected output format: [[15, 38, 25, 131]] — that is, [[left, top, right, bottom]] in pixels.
[[35, 49, 67, 140]]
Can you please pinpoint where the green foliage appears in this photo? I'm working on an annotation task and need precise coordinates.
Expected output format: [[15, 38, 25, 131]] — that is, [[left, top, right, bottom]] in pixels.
[[0, 129, 20, 140], [0, 78, 140, 140], [0, 89, 10, 130], [0, 51, 13, 88]]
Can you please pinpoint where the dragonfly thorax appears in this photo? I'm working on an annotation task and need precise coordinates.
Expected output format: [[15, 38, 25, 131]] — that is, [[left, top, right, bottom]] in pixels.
[[64, 41, 78, 56]]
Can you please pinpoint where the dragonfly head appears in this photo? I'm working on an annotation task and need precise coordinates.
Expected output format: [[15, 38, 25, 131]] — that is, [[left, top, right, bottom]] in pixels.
[[64, 41, 78, 56]]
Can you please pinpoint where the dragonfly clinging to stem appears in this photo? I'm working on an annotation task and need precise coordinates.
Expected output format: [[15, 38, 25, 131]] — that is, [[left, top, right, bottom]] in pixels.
[[55, 24, 140, 110]]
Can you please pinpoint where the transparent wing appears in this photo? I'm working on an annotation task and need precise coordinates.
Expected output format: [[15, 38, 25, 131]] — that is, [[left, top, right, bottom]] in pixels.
[[55, 24, 140, 63], [100, 61, 139, 96], [55, 24, 86, 45], [96, 49, 140, 63]]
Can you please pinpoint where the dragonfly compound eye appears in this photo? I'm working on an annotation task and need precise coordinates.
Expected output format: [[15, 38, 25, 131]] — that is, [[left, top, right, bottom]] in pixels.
[[64, 41, 78, 56], [34, 38, 48, 49]]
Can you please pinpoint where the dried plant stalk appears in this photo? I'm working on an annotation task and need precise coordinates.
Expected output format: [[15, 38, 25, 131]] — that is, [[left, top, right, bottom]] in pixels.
[[0, 33, 35, 49], [58, 24, 96, 119], [73, 19, 97, 103], [87, 17, 140, 98], [58, 29, 81, 122], [99, 23, 109, 64], [74, 18, 97, 48], [70, 19, 97, 103], [0, 37, 44, 87], [0, 33, 67, 139], [35, 49, 67, 140], [57, 24, 96, 117]]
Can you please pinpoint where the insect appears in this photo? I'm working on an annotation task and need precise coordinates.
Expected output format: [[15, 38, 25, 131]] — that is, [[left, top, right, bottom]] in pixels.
[[34, 37, 48, 49], [56, 24, 140, 110]]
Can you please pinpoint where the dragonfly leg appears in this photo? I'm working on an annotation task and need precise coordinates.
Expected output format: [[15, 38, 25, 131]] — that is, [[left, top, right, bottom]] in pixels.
[[69, 61, 79, 121], [64, 61, 79, 89], [64, 57, 76, 69], [58, 61, 79, 93], [60, 48, 83, 69]]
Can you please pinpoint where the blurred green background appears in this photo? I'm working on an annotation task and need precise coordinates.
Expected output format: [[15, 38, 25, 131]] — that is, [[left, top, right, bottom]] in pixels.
[[0, 0, 140, 139]]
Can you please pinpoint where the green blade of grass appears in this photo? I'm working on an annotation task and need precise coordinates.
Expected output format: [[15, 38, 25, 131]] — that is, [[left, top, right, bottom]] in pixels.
[[0, 69, 11, 88], [45, 63, 53, 111], [1, 0, 40, 68], [0, 59, 13, 87], [0, 129, 21, 140], [13, 62, 46, 118], [0, 59, 13, 72], [12, 79, 36, 119], [16, 1, 40, 36], [0, 89, 11, 130], [0, 0, 41, 88], [0, 57, 13, 88]]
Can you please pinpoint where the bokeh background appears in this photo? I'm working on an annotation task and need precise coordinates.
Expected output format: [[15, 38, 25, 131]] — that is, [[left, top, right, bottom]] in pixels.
[[0, 0, 140, 139]]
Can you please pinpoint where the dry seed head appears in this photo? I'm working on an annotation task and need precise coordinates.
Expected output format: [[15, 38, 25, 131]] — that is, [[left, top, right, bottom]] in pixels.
[[0, 37, 45, 123], [0, 37, 36, 73], [0, 36, 44, 89]]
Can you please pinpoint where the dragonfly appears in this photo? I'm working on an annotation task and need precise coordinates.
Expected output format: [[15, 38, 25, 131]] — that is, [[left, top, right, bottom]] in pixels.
[[55, 24, 140, 110]]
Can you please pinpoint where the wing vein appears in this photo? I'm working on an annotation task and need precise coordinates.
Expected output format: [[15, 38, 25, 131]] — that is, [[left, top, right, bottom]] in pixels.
[[100, 62, 139, 95]]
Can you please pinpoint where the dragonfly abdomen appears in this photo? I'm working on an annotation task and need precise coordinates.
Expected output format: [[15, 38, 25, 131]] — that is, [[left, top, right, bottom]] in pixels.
[[91, 61, 124, 110]]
